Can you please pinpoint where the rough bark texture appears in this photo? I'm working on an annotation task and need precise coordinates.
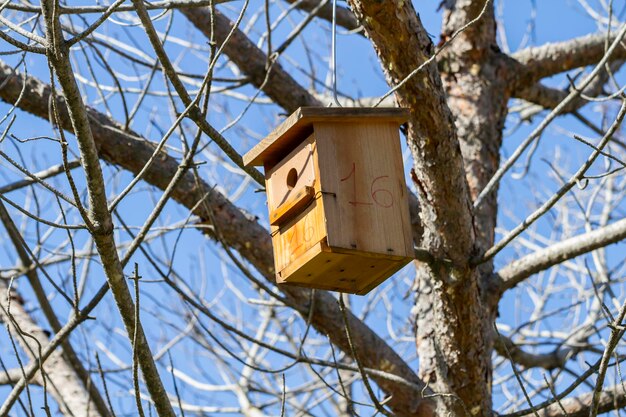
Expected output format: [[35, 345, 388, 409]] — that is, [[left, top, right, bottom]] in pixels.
[[510, 31, 626, 87], [344, 1, 474, 263], [494, 217, 626, 294], [440, 1, 506, 256], [519, 385, 626, 417], [0, 280, 104, 416]]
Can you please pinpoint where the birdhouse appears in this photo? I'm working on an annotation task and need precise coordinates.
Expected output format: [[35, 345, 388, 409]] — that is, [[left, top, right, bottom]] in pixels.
[[243, 107, 414, 295]]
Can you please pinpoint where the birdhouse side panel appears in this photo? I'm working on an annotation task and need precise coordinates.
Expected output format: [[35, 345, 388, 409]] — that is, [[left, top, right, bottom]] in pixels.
[[314, 122, 413, 259]]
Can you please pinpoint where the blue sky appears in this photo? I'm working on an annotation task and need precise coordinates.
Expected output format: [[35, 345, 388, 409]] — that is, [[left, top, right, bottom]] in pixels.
[[1, 0, 625, 415]]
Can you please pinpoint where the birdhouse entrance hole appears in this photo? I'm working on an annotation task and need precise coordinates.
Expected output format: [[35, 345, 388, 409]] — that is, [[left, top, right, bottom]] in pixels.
[[243, 107, 413, 295], [286, 168, 298, 190]]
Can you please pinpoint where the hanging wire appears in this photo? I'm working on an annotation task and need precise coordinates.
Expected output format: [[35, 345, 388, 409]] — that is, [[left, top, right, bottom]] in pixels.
[[329, 0, 342, 107]]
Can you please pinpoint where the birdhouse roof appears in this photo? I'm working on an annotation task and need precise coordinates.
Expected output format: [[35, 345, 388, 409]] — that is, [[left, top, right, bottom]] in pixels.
[[243, 107, 409, 167]]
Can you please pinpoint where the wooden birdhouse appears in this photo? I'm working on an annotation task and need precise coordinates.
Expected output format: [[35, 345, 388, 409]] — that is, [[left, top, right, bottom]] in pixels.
[[243, 107, 414, 295]]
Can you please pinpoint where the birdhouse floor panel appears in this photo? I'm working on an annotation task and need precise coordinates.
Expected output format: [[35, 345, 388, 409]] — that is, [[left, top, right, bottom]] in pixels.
[[276, 240, 411, 295]]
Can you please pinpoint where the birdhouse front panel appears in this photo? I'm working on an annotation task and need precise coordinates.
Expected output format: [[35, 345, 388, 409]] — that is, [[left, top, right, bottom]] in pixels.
[[265, 135, 326, 273], [243, 107, 413, 295], [266, 136, 316, 221]]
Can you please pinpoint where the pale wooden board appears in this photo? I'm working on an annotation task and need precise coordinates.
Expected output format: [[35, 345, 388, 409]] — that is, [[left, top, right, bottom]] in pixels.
[[243, 107, 409, 167], [315, 121, 414, 259], [327, 245, 408, 262], [266, 136, 316, 213], [276, 241, 328, 284]]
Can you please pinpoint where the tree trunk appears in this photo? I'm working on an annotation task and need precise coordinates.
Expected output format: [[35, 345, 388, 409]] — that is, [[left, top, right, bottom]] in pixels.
[[347, 1, 510, 415]]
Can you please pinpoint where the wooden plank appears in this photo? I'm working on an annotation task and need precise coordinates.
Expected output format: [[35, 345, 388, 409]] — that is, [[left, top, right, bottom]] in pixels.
[[327, 244, 408, 262], [276, 241, 336, 285], [269, 186, 315, 226], [266, 137, 316, 213], [354, 259, 410, 295], [271, 196, 327, 273], [243, 107, 409, 166], [277, 243, 409, 294], [315, 121, 414, 260]]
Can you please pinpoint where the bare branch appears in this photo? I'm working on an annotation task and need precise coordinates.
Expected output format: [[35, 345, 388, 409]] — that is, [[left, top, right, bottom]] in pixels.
[[493, 217, 626, 294], [3, 2, 625, 415], [41, 1, 176, 415], [0, 59, 430, 417], [284, 0, 360, 33], [494, 333, 568, 370], [0, 281, 104, 416], [0, 368, 26, 386], [0, 160, 81, 194], [474, 24, 626, 210], [131, 0, 264, 184], [513, 59, 625, 120], [3, 0, 234, 14], [480, 99, 626, 262], [510, 30, 626, 90], [516, 384, 626, 417], [181, 7, 322, 113], [0, 201, 112, 417]]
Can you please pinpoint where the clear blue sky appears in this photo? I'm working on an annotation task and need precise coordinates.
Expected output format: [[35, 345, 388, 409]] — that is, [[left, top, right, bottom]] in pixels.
[[0, 0, 622, 414]]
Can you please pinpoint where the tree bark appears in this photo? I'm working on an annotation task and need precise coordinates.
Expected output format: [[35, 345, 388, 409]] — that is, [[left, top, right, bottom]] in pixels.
[[0, 281, 105, 416]]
